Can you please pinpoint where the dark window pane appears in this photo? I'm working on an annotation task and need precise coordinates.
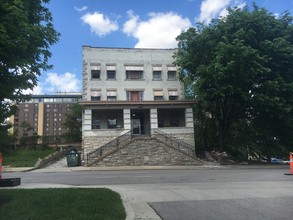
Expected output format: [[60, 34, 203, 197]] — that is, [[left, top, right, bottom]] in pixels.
[[91, 70, 100, 79]]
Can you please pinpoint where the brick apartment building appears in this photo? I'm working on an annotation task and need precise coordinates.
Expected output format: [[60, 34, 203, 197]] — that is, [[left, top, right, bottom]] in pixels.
[[9, 93, 82, 145]]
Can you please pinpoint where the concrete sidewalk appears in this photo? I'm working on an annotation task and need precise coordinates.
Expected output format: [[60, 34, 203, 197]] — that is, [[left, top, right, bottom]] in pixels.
[[3, 164, 289, 173]]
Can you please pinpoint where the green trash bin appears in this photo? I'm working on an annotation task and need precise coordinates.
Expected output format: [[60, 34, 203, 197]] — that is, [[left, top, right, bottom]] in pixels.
[[67, 149, 80, 167]]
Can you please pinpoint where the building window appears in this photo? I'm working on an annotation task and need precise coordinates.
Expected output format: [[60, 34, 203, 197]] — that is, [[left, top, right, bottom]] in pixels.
[[153, 91, 164, 101], [126, 91, 144, 101], [91, 70, 100, 79], [126, 70, 143, 80], [153, 71, 162, 80], [91, 91, 101, 101], [169, 91, 179, 100], [107, 91, 117, 101], [158, 117, 164, 128], [107, 70, 116, 79], [107, 118, 117, 129], [106, 65, 116, 79], [92, 116, 100, 129], [170, 115, 179, 127], [167, 71, 176, 80]]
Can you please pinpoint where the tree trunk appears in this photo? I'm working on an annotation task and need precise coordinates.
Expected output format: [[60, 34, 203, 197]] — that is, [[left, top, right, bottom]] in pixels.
[[219, 126, 225, 152]]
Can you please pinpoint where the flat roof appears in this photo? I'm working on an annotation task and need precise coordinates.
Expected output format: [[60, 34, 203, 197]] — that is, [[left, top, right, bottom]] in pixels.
[[82, 45, 177, 51], [32, 94, 82, 98]]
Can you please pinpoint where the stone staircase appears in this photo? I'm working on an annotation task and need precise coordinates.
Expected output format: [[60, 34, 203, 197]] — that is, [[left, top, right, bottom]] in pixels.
[[86, 131, 203, 166]]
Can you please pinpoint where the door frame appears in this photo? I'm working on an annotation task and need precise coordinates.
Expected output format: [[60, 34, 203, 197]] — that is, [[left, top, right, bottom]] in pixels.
[[131, 118, 141, 135]]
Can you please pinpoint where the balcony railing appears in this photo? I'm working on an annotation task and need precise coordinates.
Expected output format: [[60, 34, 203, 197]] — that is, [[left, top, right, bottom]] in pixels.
[[86, 130, 131, 165], [154, 129, 195, 156]]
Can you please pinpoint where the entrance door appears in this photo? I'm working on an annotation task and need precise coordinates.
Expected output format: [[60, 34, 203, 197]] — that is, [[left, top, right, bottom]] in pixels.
[[132, 119, 141, 135]]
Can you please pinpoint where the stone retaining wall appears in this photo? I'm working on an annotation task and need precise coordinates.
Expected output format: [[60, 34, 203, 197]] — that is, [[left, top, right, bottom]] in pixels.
[[94, 137, 202, 166]]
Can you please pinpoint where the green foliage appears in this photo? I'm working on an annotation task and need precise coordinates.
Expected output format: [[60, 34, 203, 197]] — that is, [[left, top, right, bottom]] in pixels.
[[0, 188, 126, 220], [175, 4, 293, 155], [0, 0, 59, 147], [0, 125, 14, 152], [62, 103, 82, 142], [2, 147, 55, 167]]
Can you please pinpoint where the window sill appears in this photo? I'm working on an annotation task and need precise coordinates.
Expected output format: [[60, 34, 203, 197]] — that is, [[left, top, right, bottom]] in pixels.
[[125, 79, 145, 81]]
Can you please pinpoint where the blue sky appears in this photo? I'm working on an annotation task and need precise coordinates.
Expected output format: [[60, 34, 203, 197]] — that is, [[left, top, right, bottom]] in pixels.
[[31, 0, 293, 94]]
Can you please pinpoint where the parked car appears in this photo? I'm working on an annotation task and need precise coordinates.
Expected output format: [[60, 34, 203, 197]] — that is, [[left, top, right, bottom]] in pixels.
[[271, 158, 283, 164]]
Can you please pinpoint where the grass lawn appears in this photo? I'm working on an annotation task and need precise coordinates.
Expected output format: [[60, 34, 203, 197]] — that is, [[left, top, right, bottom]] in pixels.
[[0, 188, 126, 220], [2, 148, 56, 167]]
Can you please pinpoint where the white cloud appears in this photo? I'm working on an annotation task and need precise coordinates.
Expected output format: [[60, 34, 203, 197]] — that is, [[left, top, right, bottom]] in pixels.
[[123, 10, 139, 35], [45, 72, 81, 93], [81, 12, 118, 37], [219, 2, 246, 18], [198, 0, 230, 24], [198, 0, 246, 24], [274, 13, 281, 19], [123, 11, 191, 48], [74, 6, 88, 12], [21, 84, 43, 95], [34, 84, 46, 94], [25, 84, 44, 95]]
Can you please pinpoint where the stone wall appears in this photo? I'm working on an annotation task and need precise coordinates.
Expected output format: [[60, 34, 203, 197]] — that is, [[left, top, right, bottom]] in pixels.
[[94, 137, 202, 166], [156, 127, 195, 146], [83, 129, 128, 155]]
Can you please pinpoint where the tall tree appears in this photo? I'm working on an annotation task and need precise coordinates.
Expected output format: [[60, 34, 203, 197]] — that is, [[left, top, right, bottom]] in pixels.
[[0, 0, 59, 144], [174, 4, 293, 153], [63, 103, 82, 143]]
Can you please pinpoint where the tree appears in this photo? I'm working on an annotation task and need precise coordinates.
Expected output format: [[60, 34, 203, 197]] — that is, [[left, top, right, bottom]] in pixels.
[[0, 0, 59, 147], [63, 103, 82, 143], [174, 4, 293, 154]]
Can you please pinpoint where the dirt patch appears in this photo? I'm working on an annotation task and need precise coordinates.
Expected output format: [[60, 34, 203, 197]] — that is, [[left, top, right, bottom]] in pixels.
[[203, 151, 238, 165]]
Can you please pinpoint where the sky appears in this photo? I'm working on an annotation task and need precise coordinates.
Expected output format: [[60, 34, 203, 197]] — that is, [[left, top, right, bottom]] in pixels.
[[30, 0, 293, 95]]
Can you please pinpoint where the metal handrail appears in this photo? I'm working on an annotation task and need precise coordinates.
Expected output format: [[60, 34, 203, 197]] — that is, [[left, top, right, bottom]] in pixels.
[[154, 129, 195, 156], [86, 130, 131, 164]]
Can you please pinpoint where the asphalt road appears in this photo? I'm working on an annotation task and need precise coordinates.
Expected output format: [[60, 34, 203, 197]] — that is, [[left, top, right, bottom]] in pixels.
[[4, 166, 293, 220]]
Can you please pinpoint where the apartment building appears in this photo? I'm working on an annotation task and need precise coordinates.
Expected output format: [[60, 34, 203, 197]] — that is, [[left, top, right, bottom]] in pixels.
[[9, 93, 82, 144], [80, 46, 196, 155]]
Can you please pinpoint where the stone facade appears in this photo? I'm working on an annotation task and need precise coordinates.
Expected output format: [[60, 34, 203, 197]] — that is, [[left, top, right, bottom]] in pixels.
[[80, 47, 197, 164], [94, 137, 202, 166]]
